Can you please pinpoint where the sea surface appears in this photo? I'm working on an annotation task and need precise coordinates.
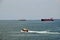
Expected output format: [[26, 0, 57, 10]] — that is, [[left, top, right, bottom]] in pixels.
[[0, 19, 60, 40]]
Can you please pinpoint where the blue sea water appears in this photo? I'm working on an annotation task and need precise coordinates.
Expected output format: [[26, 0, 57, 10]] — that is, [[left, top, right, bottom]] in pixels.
[[0, 19, 60, 40]]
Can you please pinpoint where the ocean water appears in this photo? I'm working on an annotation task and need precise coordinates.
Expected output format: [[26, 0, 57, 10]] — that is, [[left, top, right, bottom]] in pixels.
[[0, 19, 60, 40]]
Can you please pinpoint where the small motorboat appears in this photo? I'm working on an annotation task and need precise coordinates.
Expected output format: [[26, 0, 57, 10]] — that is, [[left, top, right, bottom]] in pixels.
[[21, 28, 28, 32]]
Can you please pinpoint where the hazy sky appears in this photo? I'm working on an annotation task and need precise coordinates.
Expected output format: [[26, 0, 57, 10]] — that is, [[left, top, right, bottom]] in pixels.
[[0, 0, 60, 20]]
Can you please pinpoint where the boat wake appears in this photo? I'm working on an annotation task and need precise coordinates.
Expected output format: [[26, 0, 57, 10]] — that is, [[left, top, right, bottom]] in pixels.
[[7, 31, 60, 36], [27, 31, 60, 34], [20, 28, 60, 34], [8, 31, 60, 34]]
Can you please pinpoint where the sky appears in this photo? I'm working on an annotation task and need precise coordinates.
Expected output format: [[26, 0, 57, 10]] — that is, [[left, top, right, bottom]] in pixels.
[[0, 0, 60, 20]]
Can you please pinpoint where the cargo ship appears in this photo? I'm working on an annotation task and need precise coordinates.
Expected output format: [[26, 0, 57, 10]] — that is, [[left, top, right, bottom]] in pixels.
[[41, 18, 54, 21]]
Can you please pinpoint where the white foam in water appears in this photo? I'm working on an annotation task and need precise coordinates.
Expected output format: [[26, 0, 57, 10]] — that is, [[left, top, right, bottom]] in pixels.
[[28, 31, 60, 34], [8, 31, 60, 36], [7, 31, 60, 34]]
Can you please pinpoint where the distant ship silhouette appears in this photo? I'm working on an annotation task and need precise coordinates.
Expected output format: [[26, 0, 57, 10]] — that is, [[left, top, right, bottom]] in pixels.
[[41, 18, 54, 21], [18, 19, 26, 21]]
